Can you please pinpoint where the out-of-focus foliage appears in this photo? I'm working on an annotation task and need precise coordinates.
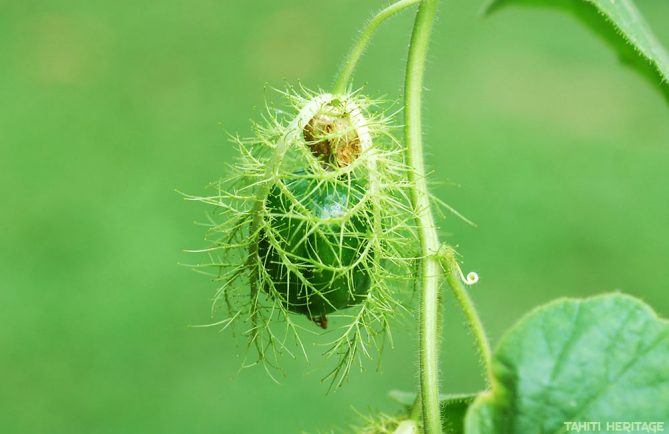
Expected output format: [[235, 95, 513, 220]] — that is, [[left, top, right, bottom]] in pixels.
[[486, 0, 669, 101]]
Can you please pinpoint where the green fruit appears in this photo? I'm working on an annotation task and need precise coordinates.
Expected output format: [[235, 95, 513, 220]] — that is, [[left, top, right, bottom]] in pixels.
[[258, 172, 372, 321]]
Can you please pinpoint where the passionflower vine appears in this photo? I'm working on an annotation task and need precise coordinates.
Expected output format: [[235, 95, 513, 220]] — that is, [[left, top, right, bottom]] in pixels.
[[189, 88, 415, 385]]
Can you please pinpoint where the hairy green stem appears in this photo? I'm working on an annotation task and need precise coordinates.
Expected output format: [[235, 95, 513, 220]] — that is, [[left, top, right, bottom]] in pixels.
[[333, 0, 420, 94], [404, 0, 442, 432], [439, 246, 493, 385], [331, 0, 491, 428]]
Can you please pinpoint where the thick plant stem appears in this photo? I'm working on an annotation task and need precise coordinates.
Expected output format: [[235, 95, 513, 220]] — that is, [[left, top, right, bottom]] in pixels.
[[333, 0, 420, 94], [439, 246, 493, 385], [404, 0, 442, 432]]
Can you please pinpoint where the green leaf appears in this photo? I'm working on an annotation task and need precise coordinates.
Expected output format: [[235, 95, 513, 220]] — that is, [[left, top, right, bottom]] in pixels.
[[465, 293, 669, 433], [441, 394, 477, 434], [389, 391, 478, 434], [485, 0, 669, 102]]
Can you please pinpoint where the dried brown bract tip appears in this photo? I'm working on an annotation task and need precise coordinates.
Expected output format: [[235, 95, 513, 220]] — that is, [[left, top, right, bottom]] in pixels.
[[303, 104, 361, 168]]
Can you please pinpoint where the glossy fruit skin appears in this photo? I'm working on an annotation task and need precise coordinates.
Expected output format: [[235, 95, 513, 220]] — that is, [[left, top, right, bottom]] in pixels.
[[258, 173, 372, 318]]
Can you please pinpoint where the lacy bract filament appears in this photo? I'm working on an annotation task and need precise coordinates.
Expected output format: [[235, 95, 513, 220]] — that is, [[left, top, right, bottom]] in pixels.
[[195, 89, 415, 385]]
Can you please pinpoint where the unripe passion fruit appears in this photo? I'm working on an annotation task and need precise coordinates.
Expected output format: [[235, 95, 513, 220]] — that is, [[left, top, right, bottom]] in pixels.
[[258, 173, 372, 326]]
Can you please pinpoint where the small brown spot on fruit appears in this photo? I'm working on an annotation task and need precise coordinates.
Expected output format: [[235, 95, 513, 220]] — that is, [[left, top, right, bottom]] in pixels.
[[309, 314, 328, 329]]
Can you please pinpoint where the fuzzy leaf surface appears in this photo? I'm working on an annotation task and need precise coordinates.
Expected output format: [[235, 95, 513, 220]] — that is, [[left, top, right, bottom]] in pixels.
[[465, 294, 669, 433], [441, 394, 477, 434], [486, 0, 669, 101]]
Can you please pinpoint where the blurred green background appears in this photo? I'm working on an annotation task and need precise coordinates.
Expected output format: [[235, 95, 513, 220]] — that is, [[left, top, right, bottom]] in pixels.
[[2, 0, 668, 432]]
